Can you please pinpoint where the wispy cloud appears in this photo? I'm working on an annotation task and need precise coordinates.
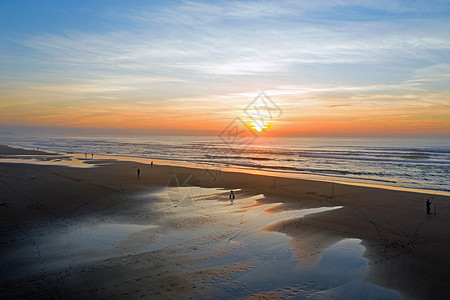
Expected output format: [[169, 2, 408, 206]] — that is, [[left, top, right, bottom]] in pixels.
[[1, 0, 449, 135], [18, 1, 450, 82]]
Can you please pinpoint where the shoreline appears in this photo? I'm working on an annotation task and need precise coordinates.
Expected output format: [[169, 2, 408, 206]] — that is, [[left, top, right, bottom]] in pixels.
[[1, 144, 449, 197]]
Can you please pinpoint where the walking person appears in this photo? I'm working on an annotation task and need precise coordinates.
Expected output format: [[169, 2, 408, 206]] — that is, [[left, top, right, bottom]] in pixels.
[[137, 168, 140, 178], [426, 199, 431, 214], [229, 190, 235, 202]]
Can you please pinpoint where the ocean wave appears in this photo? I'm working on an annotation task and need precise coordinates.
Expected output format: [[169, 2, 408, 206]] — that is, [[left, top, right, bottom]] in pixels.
[[204, 154, 270, 161], [296, 153, 449, 165]]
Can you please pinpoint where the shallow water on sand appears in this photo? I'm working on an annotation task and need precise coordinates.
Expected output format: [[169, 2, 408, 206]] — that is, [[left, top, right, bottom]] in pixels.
[[154, 187, 399, 298], [13, 186, 400, 298], [201, 237, 399, 299], [0, 153, 98, 168]]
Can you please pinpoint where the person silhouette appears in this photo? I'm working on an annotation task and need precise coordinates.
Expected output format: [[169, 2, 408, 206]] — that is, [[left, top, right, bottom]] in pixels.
[[426, 199, 431, 214], [137, 168, 140, 178], [230, 190, 235, 202]]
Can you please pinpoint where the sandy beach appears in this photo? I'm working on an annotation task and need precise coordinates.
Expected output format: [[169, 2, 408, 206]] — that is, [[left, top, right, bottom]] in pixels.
[[1, 145, 449, 299]]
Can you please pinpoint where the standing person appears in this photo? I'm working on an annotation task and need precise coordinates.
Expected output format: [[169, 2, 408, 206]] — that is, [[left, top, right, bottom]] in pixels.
[[426, 199, 431, 214], [85, 153, 87, 159], [230, 190, 234, 202], [91, 153, 94, 159], [137, 168, 140, 178], [151, 161, 153, 168]]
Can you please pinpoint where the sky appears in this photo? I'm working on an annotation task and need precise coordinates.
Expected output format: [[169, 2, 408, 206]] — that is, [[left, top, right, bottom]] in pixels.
[[0, 0, 449, 137]]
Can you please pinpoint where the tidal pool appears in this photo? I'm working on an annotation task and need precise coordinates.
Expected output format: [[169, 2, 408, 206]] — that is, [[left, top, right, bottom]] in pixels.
[[153, 187, 400, 298], [9, 186, 400, 298]]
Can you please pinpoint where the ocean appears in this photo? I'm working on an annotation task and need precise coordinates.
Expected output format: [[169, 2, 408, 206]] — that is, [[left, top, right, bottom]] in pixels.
[[0, 134, 449, 193]]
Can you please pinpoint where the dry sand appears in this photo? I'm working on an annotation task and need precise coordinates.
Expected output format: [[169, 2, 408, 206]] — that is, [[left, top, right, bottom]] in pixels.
[[0, 145, 449, 299]]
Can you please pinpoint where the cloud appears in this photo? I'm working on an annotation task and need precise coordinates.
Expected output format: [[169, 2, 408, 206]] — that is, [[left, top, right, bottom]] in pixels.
[[17, 19, 449, 93], [16, 0, 449, 84], [1, 0, 449, 134], [326, 104, 352, 107]]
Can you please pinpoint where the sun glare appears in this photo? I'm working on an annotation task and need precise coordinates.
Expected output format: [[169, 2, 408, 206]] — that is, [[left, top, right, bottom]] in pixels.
[[250, 120, 271, 132]]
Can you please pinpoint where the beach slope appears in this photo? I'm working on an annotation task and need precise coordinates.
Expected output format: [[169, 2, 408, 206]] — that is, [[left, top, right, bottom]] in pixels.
[[1, 145, 449, 298]]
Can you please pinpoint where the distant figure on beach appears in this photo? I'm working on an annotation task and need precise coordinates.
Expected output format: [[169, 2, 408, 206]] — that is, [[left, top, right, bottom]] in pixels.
[[151, 161, 153, 168], [85, 153, 87, 159], [91, 153, 94, 159], [137, 168, 140, 178], [229, 190, 235, 201], [426, 199, 431, 214]]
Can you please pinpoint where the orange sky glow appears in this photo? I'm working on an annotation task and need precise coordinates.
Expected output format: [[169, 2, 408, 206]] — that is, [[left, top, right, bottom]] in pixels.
[[0, 1, 449, 137]]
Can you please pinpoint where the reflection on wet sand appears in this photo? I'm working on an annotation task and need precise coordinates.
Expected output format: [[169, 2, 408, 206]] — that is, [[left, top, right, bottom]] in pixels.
[[29, 186, 395, 298], [7, 185, 398, 298]]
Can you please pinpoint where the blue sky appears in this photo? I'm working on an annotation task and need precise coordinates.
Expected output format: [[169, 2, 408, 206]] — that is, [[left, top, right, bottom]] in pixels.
[[0, 0, 449, 136]]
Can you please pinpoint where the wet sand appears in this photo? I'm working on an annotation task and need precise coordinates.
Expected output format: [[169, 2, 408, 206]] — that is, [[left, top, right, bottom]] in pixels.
[[0, 145, 449, 299]]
